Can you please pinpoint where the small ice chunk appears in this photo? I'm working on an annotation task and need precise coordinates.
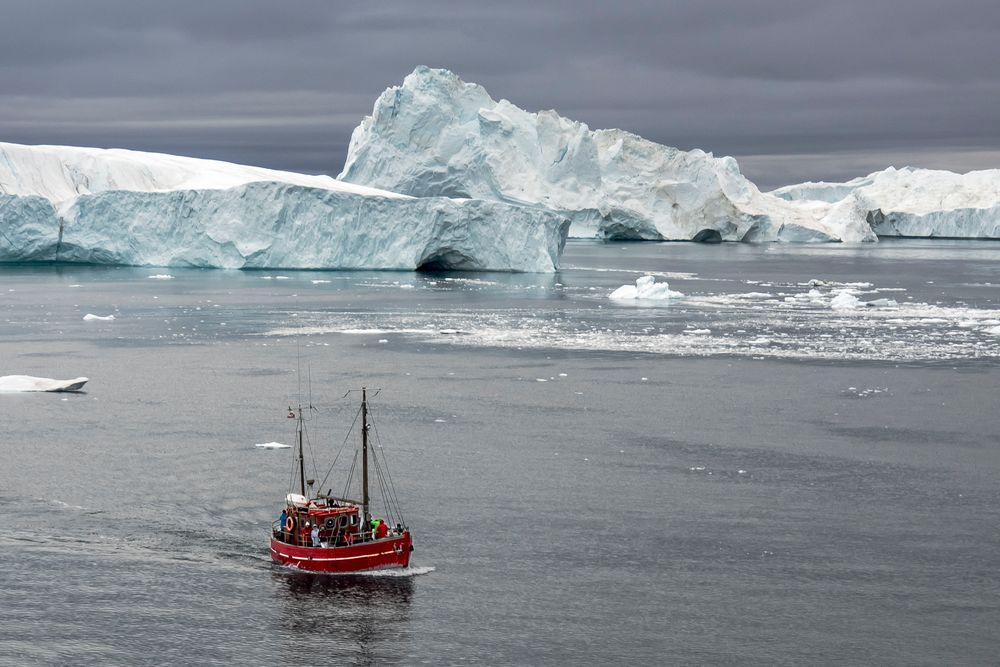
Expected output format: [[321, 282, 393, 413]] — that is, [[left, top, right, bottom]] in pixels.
[[830, 291, 860, 310], [865, 298, 898, 308], [255, 442, 291, 449], [148, 274, 173, 280], [83, 313, 115, 321], [609, 275, 683, 301]]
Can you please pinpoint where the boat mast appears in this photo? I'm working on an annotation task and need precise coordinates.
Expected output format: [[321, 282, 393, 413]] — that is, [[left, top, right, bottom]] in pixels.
[[297, 405, 306, 497], [362, 387, 370, 519]]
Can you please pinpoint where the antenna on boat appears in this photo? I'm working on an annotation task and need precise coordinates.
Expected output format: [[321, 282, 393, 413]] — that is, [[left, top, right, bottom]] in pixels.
[[307, 363, 314, 412], [290, 403, 306, 497], [362, 387, 370, 520], [296, 337, 302, 405]]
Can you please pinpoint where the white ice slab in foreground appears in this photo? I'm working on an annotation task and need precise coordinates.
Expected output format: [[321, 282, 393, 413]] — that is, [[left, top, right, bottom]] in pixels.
[[0, 375, 89, 392]]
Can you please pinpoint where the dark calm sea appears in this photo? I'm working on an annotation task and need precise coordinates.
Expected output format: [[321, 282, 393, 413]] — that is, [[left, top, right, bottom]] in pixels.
[[1, 240, 998, 666]]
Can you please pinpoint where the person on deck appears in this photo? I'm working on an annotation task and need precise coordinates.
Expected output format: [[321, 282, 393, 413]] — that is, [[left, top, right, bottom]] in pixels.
[[310, 523, 320, 547], [279, 509, 287, 542], [302, 521, 311, 547], [374, 518, 389, 539]]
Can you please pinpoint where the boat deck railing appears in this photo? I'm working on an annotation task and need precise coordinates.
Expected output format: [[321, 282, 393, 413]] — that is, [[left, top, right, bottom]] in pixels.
[[271, 519, 405, 547]]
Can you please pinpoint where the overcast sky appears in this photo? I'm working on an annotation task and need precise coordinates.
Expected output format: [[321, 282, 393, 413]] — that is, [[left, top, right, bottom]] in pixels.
[[3, 1, 999, 188]]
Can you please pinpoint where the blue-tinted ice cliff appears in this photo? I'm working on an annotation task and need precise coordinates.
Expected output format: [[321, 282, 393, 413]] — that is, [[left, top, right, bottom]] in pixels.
[[339, 67, 876, 243], [0, 142, 568, 271], [341, 67, 1000, 243]]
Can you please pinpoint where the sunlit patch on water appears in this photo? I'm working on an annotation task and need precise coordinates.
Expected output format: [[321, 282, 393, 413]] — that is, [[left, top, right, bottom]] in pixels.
[[261, 278, 1000, 362]]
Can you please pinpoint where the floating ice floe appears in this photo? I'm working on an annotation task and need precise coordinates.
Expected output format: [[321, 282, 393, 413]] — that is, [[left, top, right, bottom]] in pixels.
[[148, 274, 174, 280], [831, 291, 900, 310], [83, 313, 115, 321], [843, 387, 889, 398], [0, 375, 89, 392], [609, 275, 683, 301], [865, 298, 898, 308], [254, 442, 291, 449]]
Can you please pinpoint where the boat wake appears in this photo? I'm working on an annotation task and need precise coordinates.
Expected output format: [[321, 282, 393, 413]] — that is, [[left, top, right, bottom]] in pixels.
[[272, 563, 435, 578], [355, 565, 435, 578]]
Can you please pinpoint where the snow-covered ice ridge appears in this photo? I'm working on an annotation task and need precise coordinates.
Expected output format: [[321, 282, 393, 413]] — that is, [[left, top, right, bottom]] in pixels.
[[772, 167, 1000, 239], [339, 67, 880, 243], [0, 142, 568, 272]]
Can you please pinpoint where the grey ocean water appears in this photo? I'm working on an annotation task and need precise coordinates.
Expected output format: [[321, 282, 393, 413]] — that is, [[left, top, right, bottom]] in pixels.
[[1, 240, 998, 665]]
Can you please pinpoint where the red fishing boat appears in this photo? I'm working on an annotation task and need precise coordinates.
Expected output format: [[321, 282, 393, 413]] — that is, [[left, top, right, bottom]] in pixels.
[[270, 388, 413, 573]]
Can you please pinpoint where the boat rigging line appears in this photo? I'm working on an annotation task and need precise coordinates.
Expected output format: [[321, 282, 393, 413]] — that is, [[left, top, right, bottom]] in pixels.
[[368, 406, 406, 526]]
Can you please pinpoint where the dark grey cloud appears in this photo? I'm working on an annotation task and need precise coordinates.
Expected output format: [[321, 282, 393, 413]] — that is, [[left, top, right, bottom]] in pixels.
[[2, 1, 998, 187]]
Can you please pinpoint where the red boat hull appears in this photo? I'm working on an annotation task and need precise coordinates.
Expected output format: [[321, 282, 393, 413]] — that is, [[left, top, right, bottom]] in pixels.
[[270, 531, 413, 573]]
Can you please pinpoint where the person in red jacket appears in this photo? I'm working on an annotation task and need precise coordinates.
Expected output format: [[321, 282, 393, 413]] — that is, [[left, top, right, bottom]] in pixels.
[[374, 518, 389, 539], [301, 521, 312, 547]]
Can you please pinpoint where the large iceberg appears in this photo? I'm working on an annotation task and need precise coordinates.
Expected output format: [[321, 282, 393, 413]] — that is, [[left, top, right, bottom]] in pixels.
[[339, 67, 875, 243], [0, 142, 568, 272], [772, 167, 1000, 239]]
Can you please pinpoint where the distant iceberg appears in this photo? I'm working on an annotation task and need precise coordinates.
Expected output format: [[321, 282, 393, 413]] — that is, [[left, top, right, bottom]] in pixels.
[[772, 166, 1000, 239], [0, 142, 568, 272]]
